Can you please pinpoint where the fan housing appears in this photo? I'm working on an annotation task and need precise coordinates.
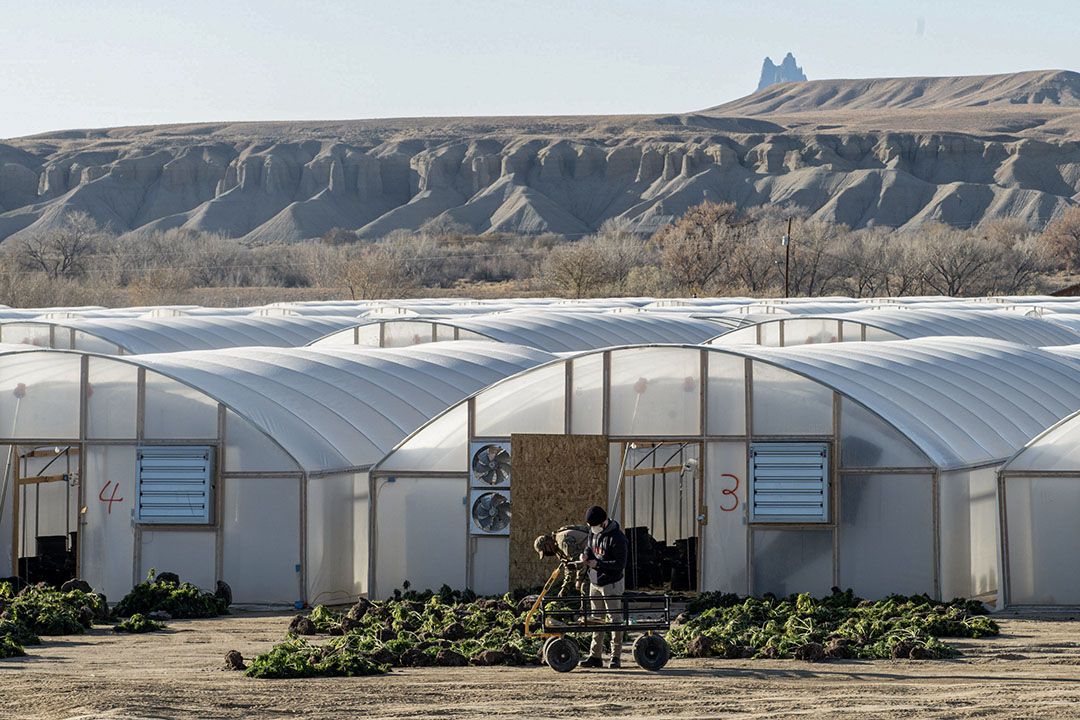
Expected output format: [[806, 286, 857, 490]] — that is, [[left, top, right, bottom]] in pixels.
[[470, 442, 510, 487], [469, 489, 511, 535]]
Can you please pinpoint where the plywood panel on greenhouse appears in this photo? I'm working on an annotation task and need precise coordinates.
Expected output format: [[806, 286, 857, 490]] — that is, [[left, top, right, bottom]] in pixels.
[[509, 433, 608, 591]]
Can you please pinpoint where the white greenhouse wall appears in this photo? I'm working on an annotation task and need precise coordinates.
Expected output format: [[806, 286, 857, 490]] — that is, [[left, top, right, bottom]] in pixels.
[[306, 472, 368, 605], [1003, 475, 1080, 605], [372, 476, 467, 599], [836, 473, 935, 597], [222, 476, 302, 605]]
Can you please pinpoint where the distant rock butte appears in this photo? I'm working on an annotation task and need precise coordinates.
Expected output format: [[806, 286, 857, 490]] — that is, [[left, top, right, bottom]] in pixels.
[[757, 53, 807, 92], [1, 70, 1079, 242]]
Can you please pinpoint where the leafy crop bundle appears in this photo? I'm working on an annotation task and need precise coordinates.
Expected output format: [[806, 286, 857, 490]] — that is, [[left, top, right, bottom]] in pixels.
[[3, 585, 103, 636], [668, 589, 998, 660], [113, 613, 167, 633], [245, 636, 391, 678], [113, 571, 227, 619], [0, 636, 25, 659], [245, 585, 551, 678], [0, 584, 104, 657]]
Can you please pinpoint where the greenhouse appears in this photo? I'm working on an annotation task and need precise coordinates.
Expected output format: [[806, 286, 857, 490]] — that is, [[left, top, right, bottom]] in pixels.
[[708, 309, 1080, 347], [368, 338, 1080, 604], [308, 311, 724, 352], [0, 315, 362, 354], [0, 342, 555, 607], [995, 342, 1080, 608]]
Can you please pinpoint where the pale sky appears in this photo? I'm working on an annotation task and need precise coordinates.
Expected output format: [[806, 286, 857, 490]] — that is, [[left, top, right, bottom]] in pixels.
[[1, 0, 1077, 139]]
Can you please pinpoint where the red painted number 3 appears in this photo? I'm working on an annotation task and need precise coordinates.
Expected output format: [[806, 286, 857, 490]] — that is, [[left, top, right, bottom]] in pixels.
[[719, 473, 739, 512]]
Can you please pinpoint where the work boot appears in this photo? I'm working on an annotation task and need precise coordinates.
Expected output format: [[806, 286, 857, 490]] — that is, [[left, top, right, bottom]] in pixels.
[[608, 657, 621, 669], [579, 656, 603, 668]]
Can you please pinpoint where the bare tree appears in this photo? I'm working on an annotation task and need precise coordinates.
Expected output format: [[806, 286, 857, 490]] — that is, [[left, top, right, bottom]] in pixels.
[[783, 220, 846, 297], [591, 219, 653, 294], [653, 202, 742, 295], [1040, 206, 1080, 271], [543, 242, 606, 298], [337, 244, 418, 300], [915, 226, 999, 296], [19, 211, 103, 278]]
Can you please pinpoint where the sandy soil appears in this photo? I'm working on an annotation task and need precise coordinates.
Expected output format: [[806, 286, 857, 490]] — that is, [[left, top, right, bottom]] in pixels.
[[3, 611, 1080, 719]]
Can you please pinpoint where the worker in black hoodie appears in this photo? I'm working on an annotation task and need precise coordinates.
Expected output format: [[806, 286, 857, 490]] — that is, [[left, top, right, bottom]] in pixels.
[[578, 505, 628, 668]]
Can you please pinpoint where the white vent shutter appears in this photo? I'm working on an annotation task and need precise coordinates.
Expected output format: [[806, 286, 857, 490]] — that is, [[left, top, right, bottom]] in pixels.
[[749, 443, 829, 522], [137, 446, 214, 524]]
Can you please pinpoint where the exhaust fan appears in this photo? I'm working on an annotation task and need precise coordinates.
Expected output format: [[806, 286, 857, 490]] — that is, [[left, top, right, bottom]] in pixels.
[[471, 443, 510, 487], [470, 489, 511, 535]]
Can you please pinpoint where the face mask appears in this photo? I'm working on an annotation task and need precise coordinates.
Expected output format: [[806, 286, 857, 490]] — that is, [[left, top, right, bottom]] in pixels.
[[590, 524, 604, 533]]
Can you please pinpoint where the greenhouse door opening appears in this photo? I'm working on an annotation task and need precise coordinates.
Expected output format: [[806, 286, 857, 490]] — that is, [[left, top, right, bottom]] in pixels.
[[618, 442, 701, 592], [7, 446, 80, 586]]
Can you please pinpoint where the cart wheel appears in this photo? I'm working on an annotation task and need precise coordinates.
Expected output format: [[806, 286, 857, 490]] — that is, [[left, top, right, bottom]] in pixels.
[[542, 636, 559, 661], [632, 634, 670, 671], [545, 637, 580, 673]]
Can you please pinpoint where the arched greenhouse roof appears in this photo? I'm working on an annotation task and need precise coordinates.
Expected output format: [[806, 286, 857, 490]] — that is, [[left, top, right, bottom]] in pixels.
[[737, 338, 1080, 468], [707, 309, 1080, 347], [0, 315, 364, 354], [376, 338, 1080, 473], [309, 311, 724, 352], [4, 342, 556, 474]]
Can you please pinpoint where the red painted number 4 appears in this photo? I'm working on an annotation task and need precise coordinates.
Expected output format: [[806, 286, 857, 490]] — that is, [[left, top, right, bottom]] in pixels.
[[99, 481, 123, 514], [720, 473, 739, 512]]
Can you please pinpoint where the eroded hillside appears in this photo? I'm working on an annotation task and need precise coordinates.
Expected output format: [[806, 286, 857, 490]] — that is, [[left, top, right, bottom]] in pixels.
[[1, 71, 1079, 242]]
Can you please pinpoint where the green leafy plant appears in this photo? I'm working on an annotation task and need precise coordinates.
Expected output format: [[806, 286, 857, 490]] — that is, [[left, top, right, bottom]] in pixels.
[[113, 613, 167, 633], [0, 636, 25, 659], [113, 571, 227, 619], [5, 585, 90, 636], [244, 636, 390, 678], [668, 589, 998, 660], [0, 619, 41, 647], [245, 585, 547, 678]]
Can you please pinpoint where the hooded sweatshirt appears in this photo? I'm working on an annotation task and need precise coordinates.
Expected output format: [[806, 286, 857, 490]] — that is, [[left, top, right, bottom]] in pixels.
[[584, 519, 627, 587]]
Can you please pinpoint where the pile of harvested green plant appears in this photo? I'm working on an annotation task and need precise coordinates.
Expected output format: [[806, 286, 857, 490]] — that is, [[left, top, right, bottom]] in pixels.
[[113, 613, 167, 633], [113, 570, 228, 619], [245, 584, 554, 678], [244, 584, 1001, 677], [668, 589, 999, 661], [0, 581, 107, 657]]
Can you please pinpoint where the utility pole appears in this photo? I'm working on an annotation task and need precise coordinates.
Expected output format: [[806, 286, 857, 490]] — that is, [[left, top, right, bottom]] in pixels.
[[782, 217, 792, 298]]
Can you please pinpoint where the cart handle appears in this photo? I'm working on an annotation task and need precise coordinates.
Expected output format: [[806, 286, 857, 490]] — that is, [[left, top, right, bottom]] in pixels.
[[525, 562, 584, 639]]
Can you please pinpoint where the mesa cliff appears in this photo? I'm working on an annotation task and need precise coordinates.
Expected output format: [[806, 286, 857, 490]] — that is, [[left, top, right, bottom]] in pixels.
[[2, 70, 1079, 243]]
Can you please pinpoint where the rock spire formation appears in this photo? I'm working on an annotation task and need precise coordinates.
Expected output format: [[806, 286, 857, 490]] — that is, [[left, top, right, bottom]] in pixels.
[[757, 53, 807, 91]]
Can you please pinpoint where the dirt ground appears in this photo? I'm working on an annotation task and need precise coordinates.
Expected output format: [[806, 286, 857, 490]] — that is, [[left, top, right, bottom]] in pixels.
[[4, 611, 1080, 719]]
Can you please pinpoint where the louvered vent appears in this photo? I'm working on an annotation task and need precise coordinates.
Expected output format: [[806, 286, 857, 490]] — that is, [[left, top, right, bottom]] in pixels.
[[749, 443, 829, 522], [136, 446, 214, 524]]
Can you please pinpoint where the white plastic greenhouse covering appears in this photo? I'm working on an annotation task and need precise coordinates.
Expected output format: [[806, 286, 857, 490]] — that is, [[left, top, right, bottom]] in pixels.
[[735, 302, 867, 315], [733, 338, 1080, 469], [0, 341, 555, 606], [1038, 313, 1080, 333], [708, 309, 1080, 347], [132, 342, 556, 472], [995, 351, 1080, 608], [0, 315, 363, 354], [380, 337, 1080, 479], [369, 337, 1080, 601], [308, 311, 725, 352]]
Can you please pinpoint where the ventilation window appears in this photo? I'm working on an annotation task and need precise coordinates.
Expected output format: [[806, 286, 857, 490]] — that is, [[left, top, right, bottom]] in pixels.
[[749, 443, 829, 523], [136, 446, 215, 525]]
